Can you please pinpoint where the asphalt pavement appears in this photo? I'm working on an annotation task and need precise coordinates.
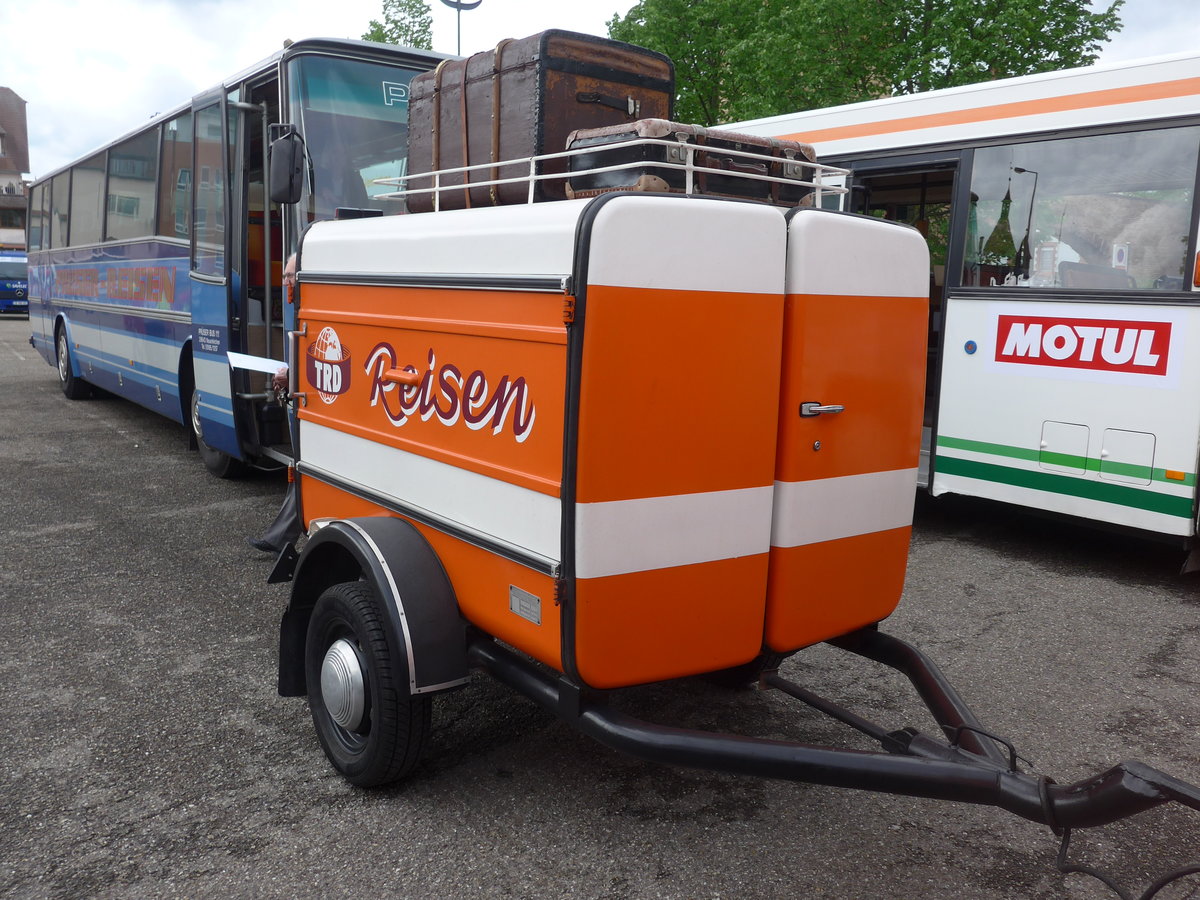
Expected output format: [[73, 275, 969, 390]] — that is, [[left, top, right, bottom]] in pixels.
[[1, 316, 1197, 899]]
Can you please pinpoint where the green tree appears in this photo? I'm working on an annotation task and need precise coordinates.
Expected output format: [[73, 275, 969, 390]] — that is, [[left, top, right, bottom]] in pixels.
[[889, 0, 1124, 94], [609, 0, 753, 125], [363, 0, 433, 51], [609, 0, 1123, 125]]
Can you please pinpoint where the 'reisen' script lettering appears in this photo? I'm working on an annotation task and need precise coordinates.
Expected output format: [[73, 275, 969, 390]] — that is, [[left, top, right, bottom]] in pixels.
[[365, 344, 536, 442]]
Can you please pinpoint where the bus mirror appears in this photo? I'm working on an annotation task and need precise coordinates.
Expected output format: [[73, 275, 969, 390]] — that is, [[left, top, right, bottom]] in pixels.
[[269, 130, 305, 205]]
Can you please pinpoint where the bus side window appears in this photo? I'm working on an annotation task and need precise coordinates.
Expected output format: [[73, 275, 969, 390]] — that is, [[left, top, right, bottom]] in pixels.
[[964, 126, 1199, 291]]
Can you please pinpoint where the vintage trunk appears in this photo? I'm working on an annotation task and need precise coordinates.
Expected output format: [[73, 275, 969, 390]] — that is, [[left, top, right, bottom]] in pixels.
[[405, 30, 674, 211], [565, 119, 818, 206]]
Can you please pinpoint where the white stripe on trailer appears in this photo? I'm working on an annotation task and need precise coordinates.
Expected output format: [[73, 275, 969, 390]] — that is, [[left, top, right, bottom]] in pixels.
[[573, 486, 775, 580], [300, 421, 562, 562], [771, 469, 918, 548]]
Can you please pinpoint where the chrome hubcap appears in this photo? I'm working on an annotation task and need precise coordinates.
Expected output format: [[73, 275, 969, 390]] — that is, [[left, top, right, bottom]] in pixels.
[[321, 639, 365, 730], [57, 335, 68, 382], [190, 391, 203, 442]]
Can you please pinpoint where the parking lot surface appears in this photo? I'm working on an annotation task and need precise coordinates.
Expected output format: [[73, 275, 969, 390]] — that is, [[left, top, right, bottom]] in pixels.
[[1, 317, 1197, 899]]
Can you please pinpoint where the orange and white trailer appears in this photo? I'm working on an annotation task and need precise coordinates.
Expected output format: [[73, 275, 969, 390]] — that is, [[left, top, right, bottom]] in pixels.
[[267, 137, 1200, 890], [277, 184, 929, 693]]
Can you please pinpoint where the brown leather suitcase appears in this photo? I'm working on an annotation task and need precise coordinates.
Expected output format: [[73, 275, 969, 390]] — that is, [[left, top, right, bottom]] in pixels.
[[406, 30, 674, 212], [564, 119, 818, 207]]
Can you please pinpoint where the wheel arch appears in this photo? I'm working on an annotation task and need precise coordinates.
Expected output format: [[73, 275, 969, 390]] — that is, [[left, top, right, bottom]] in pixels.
[[279, 517, 470, 698], [178, 340, 195, 431]]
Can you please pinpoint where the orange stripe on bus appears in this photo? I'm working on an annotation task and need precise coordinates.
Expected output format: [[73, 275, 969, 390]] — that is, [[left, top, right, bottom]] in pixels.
[[764, 527, 912, 652], [573, 554, 769, 689], [300, 477, 564, 671], [778, 77, 1200, 146]]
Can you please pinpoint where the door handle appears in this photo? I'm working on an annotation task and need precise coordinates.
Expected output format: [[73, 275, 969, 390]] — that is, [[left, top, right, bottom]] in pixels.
[[800, 402, 845, 417], [382, 367, 421, 387]]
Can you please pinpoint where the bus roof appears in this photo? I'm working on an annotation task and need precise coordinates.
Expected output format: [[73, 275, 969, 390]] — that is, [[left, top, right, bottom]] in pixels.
[[729, 51, 1200, 159]]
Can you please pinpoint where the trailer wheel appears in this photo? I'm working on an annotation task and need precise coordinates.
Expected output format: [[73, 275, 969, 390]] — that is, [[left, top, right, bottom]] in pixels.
[[706, 650, 795, 688], [304, 580, 432, 786], [56, 327, 91, 399], [189, 387, 245, 478]]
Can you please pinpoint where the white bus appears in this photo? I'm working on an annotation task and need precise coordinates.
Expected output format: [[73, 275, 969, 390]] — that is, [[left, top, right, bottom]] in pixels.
[[734, 52, 1200, 547]]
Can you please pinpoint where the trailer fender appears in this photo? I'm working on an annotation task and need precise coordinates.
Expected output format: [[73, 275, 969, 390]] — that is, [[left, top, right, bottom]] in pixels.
[[278, 517, 470, 698]]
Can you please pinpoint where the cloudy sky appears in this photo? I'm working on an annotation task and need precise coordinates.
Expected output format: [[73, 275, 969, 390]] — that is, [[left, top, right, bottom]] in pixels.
[[1, 0, 1195, 180]]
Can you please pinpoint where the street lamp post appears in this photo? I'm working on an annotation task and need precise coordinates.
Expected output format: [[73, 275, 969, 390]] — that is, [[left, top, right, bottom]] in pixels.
[[440, 0, 482, 56], [1013, 166, 1039, 278]]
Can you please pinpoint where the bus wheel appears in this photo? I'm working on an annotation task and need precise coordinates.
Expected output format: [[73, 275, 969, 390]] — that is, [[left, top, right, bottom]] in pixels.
[[56, 327, 91, 400], [304, 581, 432, 787], [189, 388, 246, 478]]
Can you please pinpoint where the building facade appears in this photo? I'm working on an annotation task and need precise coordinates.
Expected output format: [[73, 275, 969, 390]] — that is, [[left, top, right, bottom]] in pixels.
[[0, 87, 30, 249]]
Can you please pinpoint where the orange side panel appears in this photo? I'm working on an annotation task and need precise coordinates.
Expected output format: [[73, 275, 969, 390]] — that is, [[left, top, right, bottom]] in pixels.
[[301, 477, 563, 671], [574, 284, 783, 502], [776, 293, 928, 482], [573, 554, 771, 689], [763, 527, 912, 652], [299, 283, 567, 495]]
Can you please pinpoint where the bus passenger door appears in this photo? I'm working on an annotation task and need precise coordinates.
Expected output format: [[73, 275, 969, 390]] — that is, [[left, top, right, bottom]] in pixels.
[[188, 91, 242, 463], [840, 155, 963, 485], [234, 78, 290, 458]]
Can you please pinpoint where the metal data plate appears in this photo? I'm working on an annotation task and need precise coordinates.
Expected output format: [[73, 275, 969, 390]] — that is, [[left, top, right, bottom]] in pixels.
[[509, 585, 542, 625]]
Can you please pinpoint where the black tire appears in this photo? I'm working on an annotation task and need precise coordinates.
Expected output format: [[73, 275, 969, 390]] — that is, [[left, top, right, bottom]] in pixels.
[[705, 650, 794, 688], [189, 387, 246, 478], [56, 327, 92, 399], [304, 581, 432, 786]]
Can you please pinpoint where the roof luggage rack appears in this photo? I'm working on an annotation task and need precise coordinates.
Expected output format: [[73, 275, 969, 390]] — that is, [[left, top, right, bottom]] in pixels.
[[375, 136, 850, 211]]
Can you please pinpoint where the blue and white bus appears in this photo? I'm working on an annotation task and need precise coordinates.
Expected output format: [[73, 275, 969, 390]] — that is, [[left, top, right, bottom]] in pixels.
[[0, 250, 27, 316], [27, 38, 447, 476]]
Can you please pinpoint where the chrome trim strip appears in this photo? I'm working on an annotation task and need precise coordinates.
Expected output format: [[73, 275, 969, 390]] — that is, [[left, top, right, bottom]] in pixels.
[[300, 271, 570, 293], [40, 297, 191, 324]]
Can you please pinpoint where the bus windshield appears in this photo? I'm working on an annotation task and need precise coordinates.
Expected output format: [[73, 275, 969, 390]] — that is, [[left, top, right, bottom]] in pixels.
[[288, 54, 425, 219], [0, 259, 27, 280], [963, 125, 1200, 291]]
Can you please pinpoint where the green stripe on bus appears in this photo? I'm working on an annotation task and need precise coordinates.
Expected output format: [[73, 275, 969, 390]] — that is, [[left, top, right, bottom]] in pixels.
[[935, 435, 1197, 487], [934, 455, 1195, 518]]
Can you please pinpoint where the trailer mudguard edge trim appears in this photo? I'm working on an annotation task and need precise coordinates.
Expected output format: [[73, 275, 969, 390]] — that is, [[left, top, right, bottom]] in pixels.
[[280, 518, 470, 697]]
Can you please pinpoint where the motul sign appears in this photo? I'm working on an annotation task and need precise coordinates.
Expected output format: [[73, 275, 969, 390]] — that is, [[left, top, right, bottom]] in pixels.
[[995, 315, 1171, 375]]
